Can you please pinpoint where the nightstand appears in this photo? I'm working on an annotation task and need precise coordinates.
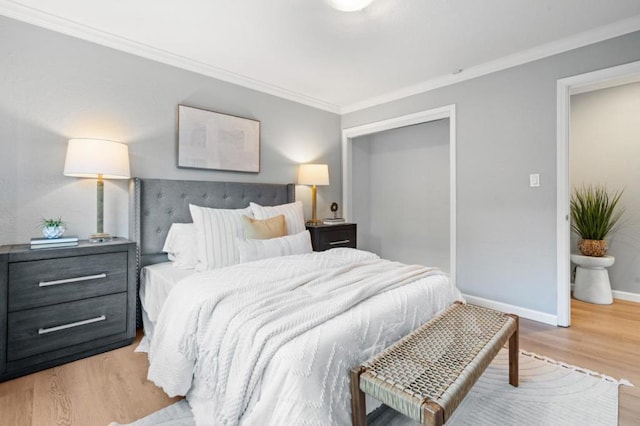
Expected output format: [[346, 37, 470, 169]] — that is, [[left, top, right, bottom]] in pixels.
[[306, 223, 357, 251], [0, 238, 136, 382]]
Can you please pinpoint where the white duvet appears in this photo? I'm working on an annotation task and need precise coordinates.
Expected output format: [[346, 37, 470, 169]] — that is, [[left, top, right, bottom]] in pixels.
[[148, 248, 461, 426]]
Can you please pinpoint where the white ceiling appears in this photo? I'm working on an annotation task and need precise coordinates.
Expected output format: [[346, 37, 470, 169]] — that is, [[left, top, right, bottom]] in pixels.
[[2, 0, 640, 113]]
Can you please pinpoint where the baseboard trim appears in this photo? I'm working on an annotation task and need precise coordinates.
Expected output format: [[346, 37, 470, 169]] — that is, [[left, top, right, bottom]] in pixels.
[[571, 285, 639, 303], [462, 293, 558, 326], [612, 290, 640, 303]]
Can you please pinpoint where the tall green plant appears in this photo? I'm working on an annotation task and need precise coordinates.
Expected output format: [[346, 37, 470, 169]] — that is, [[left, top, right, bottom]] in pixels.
[[570, 185, 624, 240]]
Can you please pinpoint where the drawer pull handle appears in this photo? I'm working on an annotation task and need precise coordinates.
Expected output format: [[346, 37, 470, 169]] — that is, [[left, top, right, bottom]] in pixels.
[[38, 315, 107, 335], [329, 239, 350, 245], [39, 273, 107, 287]]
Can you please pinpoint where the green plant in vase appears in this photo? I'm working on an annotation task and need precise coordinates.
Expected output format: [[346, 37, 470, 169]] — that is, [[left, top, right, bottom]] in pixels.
[[40, 217, 66, 239], [570, 185, 624, 257]]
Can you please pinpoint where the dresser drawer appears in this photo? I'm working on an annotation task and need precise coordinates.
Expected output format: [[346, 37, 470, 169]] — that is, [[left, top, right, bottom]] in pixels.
[[7, 292, 127, 361], [8, 252, 127, 311]]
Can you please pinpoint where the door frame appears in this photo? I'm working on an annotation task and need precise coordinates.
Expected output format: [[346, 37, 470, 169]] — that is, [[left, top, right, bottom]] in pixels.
[[341, 104, 457, 284], [556, 60, 640, 327]]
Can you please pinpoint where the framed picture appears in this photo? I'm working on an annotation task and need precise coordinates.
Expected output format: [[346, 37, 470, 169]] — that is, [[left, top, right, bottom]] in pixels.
[[178, 105, 260, 173]]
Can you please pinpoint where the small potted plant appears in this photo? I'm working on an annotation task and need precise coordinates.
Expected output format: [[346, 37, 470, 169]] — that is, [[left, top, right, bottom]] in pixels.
[[40, 217, 66, 239], [570, 185, 624, 257]]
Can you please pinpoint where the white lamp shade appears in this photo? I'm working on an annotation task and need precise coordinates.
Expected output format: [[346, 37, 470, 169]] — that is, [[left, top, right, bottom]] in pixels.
[[64, 139, 130, 179], [298, 164, 329, 186]]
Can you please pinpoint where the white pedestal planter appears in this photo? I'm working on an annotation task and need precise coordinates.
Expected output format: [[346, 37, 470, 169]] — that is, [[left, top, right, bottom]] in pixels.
[[570, 254, 615, 305]]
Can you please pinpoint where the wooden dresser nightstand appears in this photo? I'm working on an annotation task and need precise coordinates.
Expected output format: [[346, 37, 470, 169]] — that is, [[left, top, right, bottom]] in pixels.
[[0, 238, 136, 382], [306, 223, 357, 251]]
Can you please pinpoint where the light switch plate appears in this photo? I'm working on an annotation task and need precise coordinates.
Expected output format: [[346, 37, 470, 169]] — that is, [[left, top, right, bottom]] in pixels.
[[529, 173, 540, 187]]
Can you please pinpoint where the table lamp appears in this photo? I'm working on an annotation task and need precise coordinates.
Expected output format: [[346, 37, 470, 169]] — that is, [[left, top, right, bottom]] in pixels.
[[298, 164, 329, 225], [63, 138, 130, 242]]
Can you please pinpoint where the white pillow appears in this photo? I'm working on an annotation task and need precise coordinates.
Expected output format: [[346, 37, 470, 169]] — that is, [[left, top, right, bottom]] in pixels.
[[250, 201, 305, 235], [237, 231, 313, 263], [162, 223, 198, 269], [189, 204, 252, 271]]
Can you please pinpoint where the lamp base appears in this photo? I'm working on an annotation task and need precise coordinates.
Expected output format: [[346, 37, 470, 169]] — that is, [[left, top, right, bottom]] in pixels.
[[89, 233, 113, 243], [305, 219, 323, 226]]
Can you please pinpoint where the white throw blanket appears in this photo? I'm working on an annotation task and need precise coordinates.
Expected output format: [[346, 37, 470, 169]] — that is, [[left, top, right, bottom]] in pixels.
[[148, 249, 460, 426]]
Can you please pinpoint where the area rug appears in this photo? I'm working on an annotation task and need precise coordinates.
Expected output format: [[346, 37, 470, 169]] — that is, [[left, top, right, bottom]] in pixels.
[[111, 349, 631, 426]]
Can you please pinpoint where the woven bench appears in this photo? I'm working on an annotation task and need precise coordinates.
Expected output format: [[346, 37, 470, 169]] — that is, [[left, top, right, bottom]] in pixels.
[[350, 302, 519, 426]]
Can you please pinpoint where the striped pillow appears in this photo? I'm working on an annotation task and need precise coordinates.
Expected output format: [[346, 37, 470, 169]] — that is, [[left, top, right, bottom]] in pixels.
[[237, 231, 312, 263], [189, 204, 252, 271], [250, 201, 305, 235]]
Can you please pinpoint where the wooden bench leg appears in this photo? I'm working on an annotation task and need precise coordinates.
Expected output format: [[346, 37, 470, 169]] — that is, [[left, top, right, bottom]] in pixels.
[[422, 401, 444, 426], [350, 366, 367, 426], [507, 314, 519, 387]]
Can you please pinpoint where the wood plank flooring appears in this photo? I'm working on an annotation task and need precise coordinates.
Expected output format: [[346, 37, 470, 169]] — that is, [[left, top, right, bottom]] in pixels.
[[0, 336, 180, 426], [520, 298, 640, 425], [0, 298, 638, 425]]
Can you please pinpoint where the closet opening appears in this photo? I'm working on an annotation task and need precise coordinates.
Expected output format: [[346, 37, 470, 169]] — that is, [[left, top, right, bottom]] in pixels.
[[342, 105, 456, 283]]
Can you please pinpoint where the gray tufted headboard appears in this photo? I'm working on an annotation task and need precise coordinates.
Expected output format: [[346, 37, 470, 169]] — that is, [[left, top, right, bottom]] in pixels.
[[129, 177, 295, 269], [128, 178, 295, 327]]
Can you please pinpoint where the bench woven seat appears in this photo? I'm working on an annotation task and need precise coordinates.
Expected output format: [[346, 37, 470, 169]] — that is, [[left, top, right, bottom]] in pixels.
[[350, 302, 519, 426]]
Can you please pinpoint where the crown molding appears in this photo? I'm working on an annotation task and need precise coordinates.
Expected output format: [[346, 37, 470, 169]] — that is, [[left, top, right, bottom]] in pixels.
[[0, 1, 342, 114], [341, 14, 640, 114], [1, 1, 639, 116]]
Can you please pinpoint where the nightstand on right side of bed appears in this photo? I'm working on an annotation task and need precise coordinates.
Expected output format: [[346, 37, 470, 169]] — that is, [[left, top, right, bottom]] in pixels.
[[306, 223, 357, 252]]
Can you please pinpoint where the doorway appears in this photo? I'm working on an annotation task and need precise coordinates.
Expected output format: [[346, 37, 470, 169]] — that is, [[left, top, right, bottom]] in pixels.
[[342, 105, 457, 284], [556, 61, 640, 326]]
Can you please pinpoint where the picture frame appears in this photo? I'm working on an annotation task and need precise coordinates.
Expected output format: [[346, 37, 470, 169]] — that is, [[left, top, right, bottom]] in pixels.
[[178, 105, 260, 173]]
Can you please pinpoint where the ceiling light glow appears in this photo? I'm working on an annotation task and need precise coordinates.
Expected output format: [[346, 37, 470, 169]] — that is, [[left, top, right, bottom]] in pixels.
[[327, 0, 375, 12]]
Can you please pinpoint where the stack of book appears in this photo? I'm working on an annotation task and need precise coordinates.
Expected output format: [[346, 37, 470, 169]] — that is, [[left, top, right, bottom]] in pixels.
[[30, 236, 79, 250], [323, 218, 346, 225]]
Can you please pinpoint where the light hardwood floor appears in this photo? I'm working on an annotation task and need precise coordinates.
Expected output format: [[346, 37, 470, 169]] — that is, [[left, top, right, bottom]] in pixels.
[[520, 298, 640, 425], [0, 298, 638, 425]]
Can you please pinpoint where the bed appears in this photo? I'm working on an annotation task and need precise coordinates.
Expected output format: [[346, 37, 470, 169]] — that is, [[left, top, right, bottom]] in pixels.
[[129, 177, 461, 426]]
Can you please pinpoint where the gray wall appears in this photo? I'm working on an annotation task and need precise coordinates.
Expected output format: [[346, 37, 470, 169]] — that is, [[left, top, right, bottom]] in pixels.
[[0, 16, 341, 245], [570, 82, 640, 294], [352, 120, 450, 271], [351, 135, 372, 250], [343, 31, 640, 315]]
